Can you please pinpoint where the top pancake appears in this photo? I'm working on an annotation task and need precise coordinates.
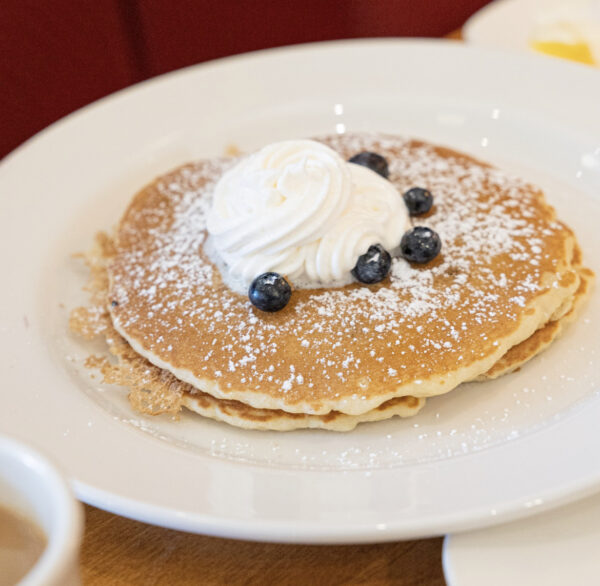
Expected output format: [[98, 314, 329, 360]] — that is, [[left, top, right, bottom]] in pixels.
[[108, 133, 580, 416]]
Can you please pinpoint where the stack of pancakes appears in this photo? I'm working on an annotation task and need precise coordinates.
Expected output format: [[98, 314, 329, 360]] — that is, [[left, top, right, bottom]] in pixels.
[[70, 133, 593, 431]]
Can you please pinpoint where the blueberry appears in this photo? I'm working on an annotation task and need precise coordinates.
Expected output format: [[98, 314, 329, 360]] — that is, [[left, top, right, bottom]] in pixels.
[[348, 151, 389, 179], [400, 227, 441, 264], [249, 272, 292, 312], [403, 187, 433, 216], [352, 244, 392, 284]]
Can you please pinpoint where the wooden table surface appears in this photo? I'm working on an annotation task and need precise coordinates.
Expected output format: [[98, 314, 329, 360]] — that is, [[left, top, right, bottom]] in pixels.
[[78, 30, 465, 586], [81, 505, 446, 585]]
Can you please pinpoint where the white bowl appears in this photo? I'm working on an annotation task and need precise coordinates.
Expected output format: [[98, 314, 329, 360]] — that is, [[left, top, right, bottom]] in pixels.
[[0, 435, 83, 586]]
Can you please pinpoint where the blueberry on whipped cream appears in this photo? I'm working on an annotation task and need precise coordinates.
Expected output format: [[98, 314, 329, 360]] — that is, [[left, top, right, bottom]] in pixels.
[[206, 140, 410, 296], [400, 226, 442, 264], [248, 272, 292, 312], [351, 244, 392, 284], [348, 151, 390, 179]]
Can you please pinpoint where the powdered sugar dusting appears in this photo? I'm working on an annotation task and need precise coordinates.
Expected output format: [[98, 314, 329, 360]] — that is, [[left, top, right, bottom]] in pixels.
[[108, 134, 572, 412]]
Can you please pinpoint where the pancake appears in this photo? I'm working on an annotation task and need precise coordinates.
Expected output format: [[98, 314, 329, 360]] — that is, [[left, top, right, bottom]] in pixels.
[[476, 264, 594, 380], [475, 242, 593, 381], [71, 229, 586, 431], [100, 133, 584, 418], [70, 233, 425, 431], [85, 318, 426, 431]]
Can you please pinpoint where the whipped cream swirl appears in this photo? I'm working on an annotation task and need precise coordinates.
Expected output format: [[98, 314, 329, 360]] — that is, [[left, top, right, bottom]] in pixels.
[[206, 140, 410, 291]]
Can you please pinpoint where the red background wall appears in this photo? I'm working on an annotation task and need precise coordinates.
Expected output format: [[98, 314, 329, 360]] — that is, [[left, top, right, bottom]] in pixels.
[[0, 0, 491, 159]]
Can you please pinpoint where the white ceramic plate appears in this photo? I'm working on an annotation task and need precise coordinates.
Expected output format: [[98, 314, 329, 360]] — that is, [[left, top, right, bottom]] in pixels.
[[464, 0, 600, 62], [443, 493, 600, 585], [1, 39, 599, 544]]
